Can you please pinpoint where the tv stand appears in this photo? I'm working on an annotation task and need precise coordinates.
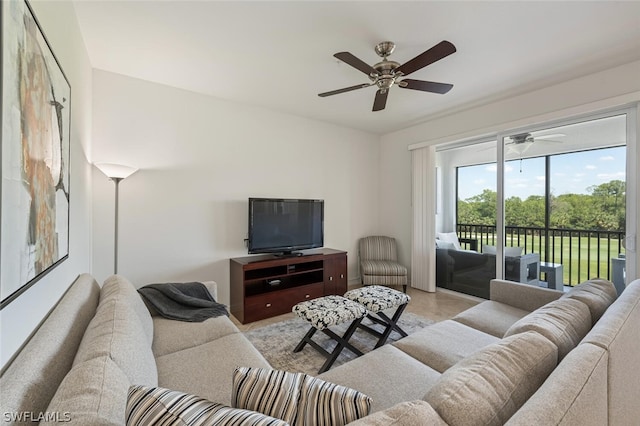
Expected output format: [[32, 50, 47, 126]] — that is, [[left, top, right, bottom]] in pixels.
[[230, 248, 347, 324]]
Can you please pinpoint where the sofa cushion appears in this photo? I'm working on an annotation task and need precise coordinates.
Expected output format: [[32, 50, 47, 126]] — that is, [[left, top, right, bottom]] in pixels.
[[347, 400, 447, 426], [42, 356, 130, 426], [297, 375, 372, 426], [232, 367, 306, 425], [453, 300, 530, 337], [437, 232, 462, 250], [156, 333, 270, 406], [152, 315, 239, 357], [561, 278, 617, 324], [424, 331, 558, 426], [489, 279, 563, 312], [126, 385, 287, 426], [482, 245, 523, 257], [393, 320, 500, 373], [74, 297, 158, 387], [504, 298, 592, 360], [100, 275, 154, 344], [505, 343, 608, 426], [435, 239, 457, 250], [318, 344, 442, 414]]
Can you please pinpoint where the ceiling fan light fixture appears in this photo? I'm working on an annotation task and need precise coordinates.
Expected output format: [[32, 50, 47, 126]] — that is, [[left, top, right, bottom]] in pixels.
[[507, 141, 533, 156]]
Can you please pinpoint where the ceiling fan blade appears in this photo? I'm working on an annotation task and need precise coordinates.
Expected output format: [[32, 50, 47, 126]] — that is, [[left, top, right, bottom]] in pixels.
[[399, 79, 453, 94], [395, 40, 456, 76], [334, 52, 378, 76], [318, 83, 371, 97], [372, 89, 389, 112], [534, 133, 565, 140], [538, 139, 564, 144]]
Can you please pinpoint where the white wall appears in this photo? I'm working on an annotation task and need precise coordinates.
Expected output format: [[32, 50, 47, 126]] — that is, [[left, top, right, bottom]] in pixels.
[[380, 60, 640, 280], [0, 1, 93, 369], [91, 70, 380, 304]]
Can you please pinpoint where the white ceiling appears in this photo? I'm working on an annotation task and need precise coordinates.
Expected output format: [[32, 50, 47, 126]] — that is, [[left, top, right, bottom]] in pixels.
[[73, 1, 640, 135]]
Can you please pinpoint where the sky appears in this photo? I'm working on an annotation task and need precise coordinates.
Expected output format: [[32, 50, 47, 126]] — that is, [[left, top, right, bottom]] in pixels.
[[458, 146, 626, 200]]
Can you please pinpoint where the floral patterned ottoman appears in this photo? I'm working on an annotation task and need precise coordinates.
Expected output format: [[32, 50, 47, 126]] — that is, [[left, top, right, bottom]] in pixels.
[[344, 285, 411, 348], [292, 295, 367, 373]]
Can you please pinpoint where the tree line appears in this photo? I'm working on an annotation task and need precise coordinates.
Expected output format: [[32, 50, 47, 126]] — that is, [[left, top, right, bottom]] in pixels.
[[458, 180, 625, 231]]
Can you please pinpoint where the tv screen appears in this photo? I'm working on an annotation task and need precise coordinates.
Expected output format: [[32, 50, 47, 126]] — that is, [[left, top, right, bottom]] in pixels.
[[248, 198, 324, 255]]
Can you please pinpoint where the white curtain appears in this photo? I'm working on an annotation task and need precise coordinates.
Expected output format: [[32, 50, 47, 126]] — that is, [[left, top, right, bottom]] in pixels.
[[411, 146, 437, 292]]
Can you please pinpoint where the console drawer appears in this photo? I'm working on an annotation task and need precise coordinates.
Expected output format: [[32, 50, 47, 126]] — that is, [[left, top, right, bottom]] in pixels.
[[244, 283, 323, 323]]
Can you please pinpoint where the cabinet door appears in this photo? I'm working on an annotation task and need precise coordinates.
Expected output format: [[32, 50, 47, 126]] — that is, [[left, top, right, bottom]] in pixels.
[[324, 254, 347, 295]]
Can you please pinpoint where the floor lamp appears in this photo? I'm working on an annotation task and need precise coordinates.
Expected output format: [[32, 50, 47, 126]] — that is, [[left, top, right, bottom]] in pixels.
[[95, 163, 138, 274]]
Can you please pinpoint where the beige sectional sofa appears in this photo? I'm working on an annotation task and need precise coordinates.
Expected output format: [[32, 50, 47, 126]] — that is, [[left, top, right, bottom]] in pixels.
[[0, 274, 270, 425], [322, 278, 640, 425], [2, 272, 639, 425]]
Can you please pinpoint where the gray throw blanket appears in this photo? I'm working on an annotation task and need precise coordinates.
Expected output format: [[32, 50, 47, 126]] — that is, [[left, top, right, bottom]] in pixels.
[[138, 282, 228, 322]]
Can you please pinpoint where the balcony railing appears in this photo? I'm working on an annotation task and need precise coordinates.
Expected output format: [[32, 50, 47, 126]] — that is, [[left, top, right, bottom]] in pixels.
[[457, 223, 625, 286]]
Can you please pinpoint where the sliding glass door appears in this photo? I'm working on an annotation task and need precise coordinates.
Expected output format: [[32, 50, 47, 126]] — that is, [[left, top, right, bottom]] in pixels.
[[434, 107, 636, 299], [502, 112, 631, 293]]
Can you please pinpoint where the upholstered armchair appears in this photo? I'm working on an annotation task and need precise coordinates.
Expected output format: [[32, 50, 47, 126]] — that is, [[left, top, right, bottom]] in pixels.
[[359, 236, 408, 292]]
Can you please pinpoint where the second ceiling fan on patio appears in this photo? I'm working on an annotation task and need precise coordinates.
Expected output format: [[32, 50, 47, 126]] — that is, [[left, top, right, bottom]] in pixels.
[[318, 40, 457, 111], [505, 132, 565, 156]]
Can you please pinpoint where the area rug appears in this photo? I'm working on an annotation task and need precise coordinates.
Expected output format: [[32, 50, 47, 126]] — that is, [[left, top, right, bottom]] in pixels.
[[244, 312, 434, 376]]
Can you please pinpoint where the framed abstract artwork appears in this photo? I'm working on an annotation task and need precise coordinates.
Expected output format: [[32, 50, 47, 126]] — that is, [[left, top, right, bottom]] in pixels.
[[1, 0, 71, 309]]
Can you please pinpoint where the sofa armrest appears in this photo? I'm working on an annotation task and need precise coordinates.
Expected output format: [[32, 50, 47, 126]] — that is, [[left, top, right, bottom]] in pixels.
[[202, 281, 218, 301], [490, 279, 562, 312]]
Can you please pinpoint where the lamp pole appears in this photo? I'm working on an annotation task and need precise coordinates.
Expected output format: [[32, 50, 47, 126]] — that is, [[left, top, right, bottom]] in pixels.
[[112, 177, 123, 274], [95, 163, 138, 275]]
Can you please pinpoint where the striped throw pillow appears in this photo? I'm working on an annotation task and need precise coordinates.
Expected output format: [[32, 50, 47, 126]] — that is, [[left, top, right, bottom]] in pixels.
[[126, 385, 288, 426], [232, 367, 305, 424], [232, 368, 371, 426], [296, 375, 371, 426]]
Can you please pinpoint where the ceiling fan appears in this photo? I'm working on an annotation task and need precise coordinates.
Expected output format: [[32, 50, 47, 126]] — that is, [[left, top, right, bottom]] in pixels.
[[318, 40, 456, 112], [505, 132, 565, 158]]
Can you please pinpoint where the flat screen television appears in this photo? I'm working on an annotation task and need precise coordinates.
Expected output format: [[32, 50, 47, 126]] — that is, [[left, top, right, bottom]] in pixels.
[[248, 198, 324, 255]]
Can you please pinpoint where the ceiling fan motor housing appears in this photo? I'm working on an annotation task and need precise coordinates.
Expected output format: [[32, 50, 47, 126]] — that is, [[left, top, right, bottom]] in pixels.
[[371, 60, 401, 90], [512, 133, 534, 144]]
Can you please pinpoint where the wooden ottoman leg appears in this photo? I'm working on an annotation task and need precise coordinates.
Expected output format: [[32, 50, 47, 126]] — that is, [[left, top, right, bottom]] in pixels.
[[318, 317, 364, 374], [294, 326, 318, 353], [373, 303, 408, 348]]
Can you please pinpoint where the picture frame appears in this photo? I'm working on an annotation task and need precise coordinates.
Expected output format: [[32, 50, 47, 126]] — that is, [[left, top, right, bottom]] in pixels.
[[1, 0, 71, 309]]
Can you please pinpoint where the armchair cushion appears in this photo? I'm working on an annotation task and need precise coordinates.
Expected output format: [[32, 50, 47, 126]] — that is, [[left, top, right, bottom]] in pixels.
[[359, 236, 399, 261], [360, 260, 408, 276]]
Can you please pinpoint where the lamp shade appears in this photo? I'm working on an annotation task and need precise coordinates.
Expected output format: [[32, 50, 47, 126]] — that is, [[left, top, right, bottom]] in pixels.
[[95, 163, 138, 180]]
